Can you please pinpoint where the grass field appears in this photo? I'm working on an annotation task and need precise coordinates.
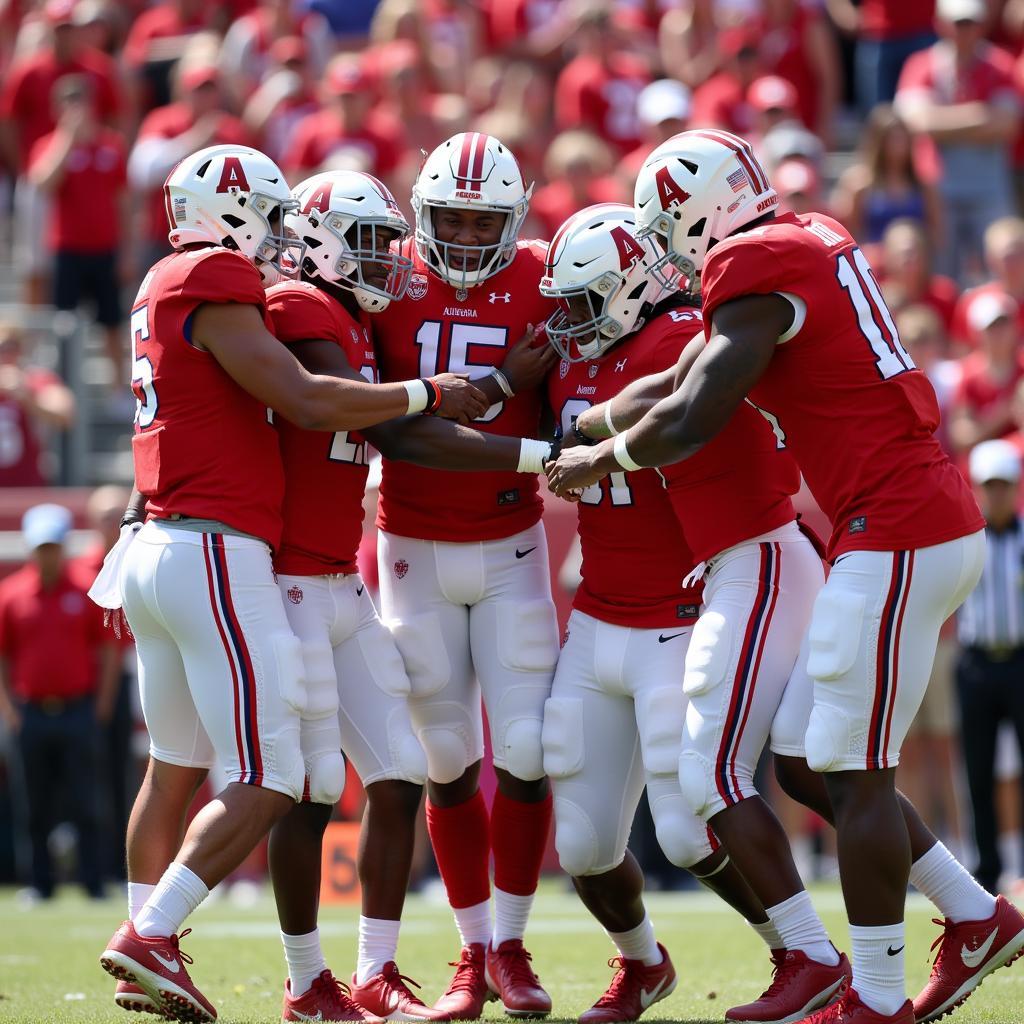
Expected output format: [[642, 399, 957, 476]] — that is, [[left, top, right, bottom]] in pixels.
[[1, 884, 1023, 1023]]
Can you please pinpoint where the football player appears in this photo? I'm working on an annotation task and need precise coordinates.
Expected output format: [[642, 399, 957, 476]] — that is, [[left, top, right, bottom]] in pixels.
[[547, 129, 1024, 1024], [543, 203, 848, 1024], [99, 144, 487, 1023], [264, 168, 556, 1023], [371, 132, 560, 1020]]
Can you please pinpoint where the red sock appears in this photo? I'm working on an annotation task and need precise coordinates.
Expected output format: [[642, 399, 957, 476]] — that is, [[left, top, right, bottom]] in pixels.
[[426, 790, 491, 908], [491, 789, 552, 896]]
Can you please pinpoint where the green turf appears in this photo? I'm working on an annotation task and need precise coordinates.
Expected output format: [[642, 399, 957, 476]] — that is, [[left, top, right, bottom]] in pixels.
[[1, 884, 1022, 1023]]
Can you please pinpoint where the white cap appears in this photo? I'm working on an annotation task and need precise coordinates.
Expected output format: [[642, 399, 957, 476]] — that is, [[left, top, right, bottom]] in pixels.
[[22, 503, 72, 549], [637, 79, 691, 128], [937, 0, 986, 22], [970, 439, 1022, 484], [967, 290, 1018, 333]]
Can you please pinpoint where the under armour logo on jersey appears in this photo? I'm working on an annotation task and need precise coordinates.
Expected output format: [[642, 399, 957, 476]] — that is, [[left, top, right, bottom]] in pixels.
[[215, 156, 250, 193], [655, 165, 691, 210], [615, 358, 628, 372], [610, 225, 646, 270], [302, 181, 333, 215], [394, 559, 409, 579], [287, 586, 303, 605], [489, 291, 511, 303]]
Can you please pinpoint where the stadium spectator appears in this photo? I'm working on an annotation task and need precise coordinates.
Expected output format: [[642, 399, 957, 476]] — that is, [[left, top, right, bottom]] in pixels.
[[774, 157, 826, 215], [895, 304, 961, 440], [825, 0, 937, 112], [28, 74, 128, 393], [832, 104, 942, 246], [690, 25, 762, 136], [0, 323, 75, 487], [951, 216, 1024, 347], [554, 3, 650, 155], [285, 54, 403, 182], [529, 130, 624, 240], [895, 0, 1021, 283], [0, 0, 122, 306], [0, 503, 119, 900], [949, 290, 1024, 454], [485, 0, 578, 64], [618, 77, 691, 190], [878, 218, 958, 330], [748, 74, 800, 139], [957, 439, 1024, 894], [658, 0, 726, 92], [127, 61, 248, 272]]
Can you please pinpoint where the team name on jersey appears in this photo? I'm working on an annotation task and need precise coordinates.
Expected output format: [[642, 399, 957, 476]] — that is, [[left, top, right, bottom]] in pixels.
[[576, 385, 597, 396], [443, 305, 478, 318]]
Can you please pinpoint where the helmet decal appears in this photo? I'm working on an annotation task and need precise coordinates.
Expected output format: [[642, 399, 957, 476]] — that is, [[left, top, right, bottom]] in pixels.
[[302, 182, 333, 215], [611, 226, 646, 270], [216, 157, 250, 193], [656, 166, 691, 210]]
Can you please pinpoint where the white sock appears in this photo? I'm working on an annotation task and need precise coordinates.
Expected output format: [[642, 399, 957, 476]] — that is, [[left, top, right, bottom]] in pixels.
[[128, 882, 156, 922], [453, 898, 492, 948], [282, 928, 328, 998], [134, 863, 209, 938], [766, 891, 839, 967], [607, 913, 662, 966], [749, 917, 785, 951], [493, 889, 533, 946], [849, 922, 907, 1015], [357, 916, 401, 984], [909, 841, 997, 924]]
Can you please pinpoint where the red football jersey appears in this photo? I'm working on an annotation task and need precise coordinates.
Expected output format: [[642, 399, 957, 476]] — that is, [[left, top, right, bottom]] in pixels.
[[701, 211, 983, 560], [547, 308, 703, 629], [266, 281, 376, 576], [130, 247, 285, 548], [373, 241, 556, 542]]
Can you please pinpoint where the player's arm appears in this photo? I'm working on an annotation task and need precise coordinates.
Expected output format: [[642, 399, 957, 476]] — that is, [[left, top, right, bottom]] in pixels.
[[546, 295, 788, 496], [193, 303, 489, 430], [291, 339, 553, 473], [573, 335, 705, 441]]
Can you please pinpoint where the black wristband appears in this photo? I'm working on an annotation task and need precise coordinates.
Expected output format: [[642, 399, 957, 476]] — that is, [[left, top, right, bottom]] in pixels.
[[421, 377, 442, 414], [571, 417, 599, 446], [544, 435, 562, 466]]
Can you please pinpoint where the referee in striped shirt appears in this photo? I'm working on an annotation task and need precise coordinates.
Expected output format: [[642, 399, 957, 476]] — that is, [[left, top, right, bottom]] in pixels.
[[957, 438, 1024, 894]]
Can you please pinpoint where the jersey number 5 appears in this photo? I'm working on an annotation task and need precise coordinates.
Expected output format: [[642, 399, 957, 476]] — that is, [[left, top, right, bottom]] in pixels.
[[131, 305, 157, 429], [836, 248, 915, 380]]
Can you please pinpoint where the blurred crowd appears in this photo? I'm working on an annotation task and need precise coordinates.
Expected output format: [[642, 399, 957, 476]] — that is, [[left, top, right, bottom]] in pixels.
[[1, 0, 1024, 897]]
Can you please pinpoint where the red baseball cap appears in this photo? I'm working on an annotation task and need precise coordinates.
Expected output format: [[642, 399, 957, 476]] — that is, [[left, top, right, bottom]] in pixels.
[[180, 65, 219, 91], [774, 158, 820, 197], [748, 75, 798, 114], [327, 59, 370, 95], [270, 36, 308, 66], [44, 0, 76, 26]]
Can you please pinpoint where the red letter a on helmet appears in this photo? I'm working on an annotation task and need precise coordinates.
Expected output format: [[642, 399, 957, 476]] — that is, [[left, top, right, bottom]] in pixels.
[[610, 226, 646, 271], [302, 182, 333, 215], [216, 156, 250, 193], [655, 165, 691, 210]]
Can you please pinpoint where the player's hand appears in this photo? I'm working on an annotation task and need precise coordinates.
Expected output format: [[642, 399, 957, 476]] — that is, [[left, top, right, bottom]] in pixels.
[[545, 440, 616, 498], [500, 324, 557, 393], [432, 372, 489, 424]]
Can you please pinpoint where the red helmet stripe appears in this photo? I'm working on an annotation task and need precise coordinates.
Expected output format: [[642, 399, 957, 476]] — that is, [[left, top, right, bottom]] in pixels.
[[456, 132, 475, 190], [692, 129, 770, 194], [470, 132, 487, 182], [163, 182, 175, 230]]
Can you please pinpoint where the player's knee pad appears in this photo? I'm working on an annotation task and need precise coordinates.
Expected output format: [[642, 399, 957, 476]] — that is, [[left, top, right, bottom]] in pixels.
[[805, 587, 865, 683], [388, 613, 451, 697], [804, 701, 853, 773], [541, 697, 585, 780], [502, 716, 546, 781], [383, 708, 428, 784], [418, 725, 473, 785], [683, 611, 732, 697], [636, 687, 684, 776], [494, 599, 559, 675], [272, 631, 308, 715], [300, 712, 344, 803], [677, 749, 714, 819], [552, 796, 603, 877], [649, 787, 714, 869]]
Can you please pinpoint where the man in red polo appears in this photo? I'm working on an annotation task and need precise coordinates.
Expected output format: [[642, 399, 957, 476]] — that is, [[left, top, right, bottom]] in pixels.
[[0, 503, 120, 900]]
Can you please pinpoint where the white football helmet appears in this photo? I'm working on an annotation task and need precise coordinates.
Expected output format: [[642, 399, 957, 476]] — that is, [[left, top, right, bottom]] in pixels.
[[540, 203, 661, 362], [288, 171, 413, 312], [634, 128, 778, 284], [164, 144, 303, 286], [412, 132, 532, 290]]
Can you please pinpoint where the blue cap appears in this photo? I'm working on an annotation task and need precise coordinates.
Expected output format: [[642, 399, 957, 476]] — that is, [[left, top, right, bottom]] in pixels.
[[22, 503, 72, 549]]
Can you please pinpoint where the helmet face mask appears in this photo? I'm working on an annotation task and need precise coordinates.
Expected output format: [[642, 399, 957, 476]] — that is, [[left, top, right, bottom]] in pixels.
[[288, 171, 413, 312], [413, 132, 532, 290]]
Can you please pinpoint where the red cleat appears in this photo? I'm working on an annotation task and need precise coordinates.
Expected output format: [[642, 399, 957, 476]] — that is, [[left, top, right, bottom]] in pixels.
[[726, 949, 851, 1024], [283, 970, 384, 1023], [791, 988, 912, 1024], [432, 944, 494, 1020], [485, 939, 551, 1019], [350, 961, 450, 1021], [100, 921, 216, 1023], [115, 980, 170, 1017], [913, 894, 1024, 1023], [578, 943, 677, 1024]]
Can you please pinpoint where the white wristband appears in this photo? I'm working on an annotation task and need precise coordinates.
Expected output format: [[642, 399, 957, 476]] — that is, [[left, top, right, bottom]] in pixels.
[[403, 378, 428, 415], [490, 367, 515, 399], [517, 438, 553, 473], [604, 402, 619, 436], [613, 432, 642, 471]]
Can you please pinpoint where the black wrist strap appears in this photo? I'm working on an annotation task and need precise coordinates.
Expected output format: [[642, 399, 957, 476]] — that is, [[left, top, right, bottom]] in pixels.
[[571, 417, 599, 446]]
